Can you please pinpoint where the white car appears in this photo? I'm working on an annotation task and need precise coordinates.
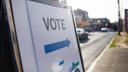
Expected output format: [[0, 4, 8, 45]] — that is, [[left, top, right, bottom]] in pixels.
[[101, 28, 108, 32], [76, 28, 88, 41]]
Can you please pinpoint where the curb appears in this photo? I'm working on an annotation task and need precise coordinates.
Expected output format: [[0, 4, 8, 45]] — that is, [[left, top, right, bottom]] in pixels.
[[86, 34, 116, 72]]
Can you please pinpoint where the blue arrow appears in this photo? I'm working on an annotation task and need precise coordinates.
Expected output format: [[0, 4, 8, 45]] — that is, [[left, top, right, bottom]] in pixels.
[[44, 39, 70, 54]]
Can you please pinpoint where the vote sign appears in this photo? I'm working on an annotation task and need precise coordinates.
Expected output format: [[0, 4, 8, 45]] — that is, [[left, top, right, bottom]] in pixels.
[[27, 1, 84, 72]]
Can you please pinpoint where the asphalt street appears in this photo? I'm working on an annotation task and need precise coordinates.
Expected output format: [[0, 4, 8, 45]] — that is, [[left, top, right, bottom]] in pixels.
[[80, 32, 116, 70]]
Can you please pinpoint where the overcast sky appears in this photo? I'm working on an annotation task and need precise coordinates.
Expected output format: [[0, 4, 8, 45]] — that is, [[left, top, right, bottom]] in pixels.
[[67, 0, 128, 22]]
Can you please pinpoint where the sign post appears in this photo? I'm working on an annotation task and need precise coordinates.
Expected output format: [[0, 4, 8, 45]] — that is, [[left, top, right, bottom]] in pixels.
[[6, 0, 85, 72]]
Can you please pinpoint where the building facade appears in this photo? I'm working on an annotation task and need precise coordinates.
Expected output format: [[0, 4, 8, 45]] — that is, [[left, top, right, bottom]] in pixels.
[[74, 9, 89, 28], [89, 18, 110, 31]]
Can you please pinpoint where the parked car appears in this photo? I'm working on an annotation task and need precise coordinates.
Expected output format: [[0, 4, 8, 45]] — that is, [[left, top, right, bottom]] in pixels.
[[84, 27, 93, 32], [76, 28, 88, 41], [101, 27, 108, 32]]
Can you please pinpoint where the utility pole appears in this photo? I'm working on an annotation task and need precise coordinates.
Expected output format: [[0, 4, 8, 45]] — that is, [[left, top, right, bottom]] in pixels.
[[117, 0, 121, 35]]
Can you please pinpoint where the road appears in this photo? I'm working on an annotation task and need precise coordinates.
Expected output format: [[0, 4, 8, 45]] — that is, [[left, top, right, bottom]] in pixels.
[[80, 32, 116, 70]]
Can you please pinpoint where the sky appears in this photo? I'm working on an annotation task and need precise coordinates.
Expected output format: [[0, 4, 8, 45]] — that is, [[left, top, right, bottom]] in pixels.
[[67, 0, 128, 22]]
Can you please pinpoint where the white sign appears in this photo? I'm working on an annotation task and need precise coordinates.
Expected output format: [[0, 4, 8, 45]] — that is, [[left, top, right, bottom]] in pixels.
[[11, 0, 84, 71], [27, 1, 84, 72]]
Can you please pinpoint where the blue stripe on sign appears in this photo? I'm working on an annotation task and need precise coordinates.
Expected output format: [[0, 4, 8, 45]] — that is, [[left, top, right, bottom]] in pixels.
[[44, 39, 70, 54]]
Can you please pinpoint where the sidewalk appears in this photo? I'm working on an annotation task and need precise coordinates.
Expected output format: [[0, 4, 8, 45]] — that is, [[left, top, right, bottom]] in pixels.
[[91, 48, 128, 72]]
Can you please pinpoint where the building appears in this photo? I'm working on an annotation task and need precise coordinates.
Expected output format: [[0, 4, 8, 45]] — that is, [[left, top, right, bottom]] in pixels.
[[74, 9, 89, 28], [89, 18, 110, 31]]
